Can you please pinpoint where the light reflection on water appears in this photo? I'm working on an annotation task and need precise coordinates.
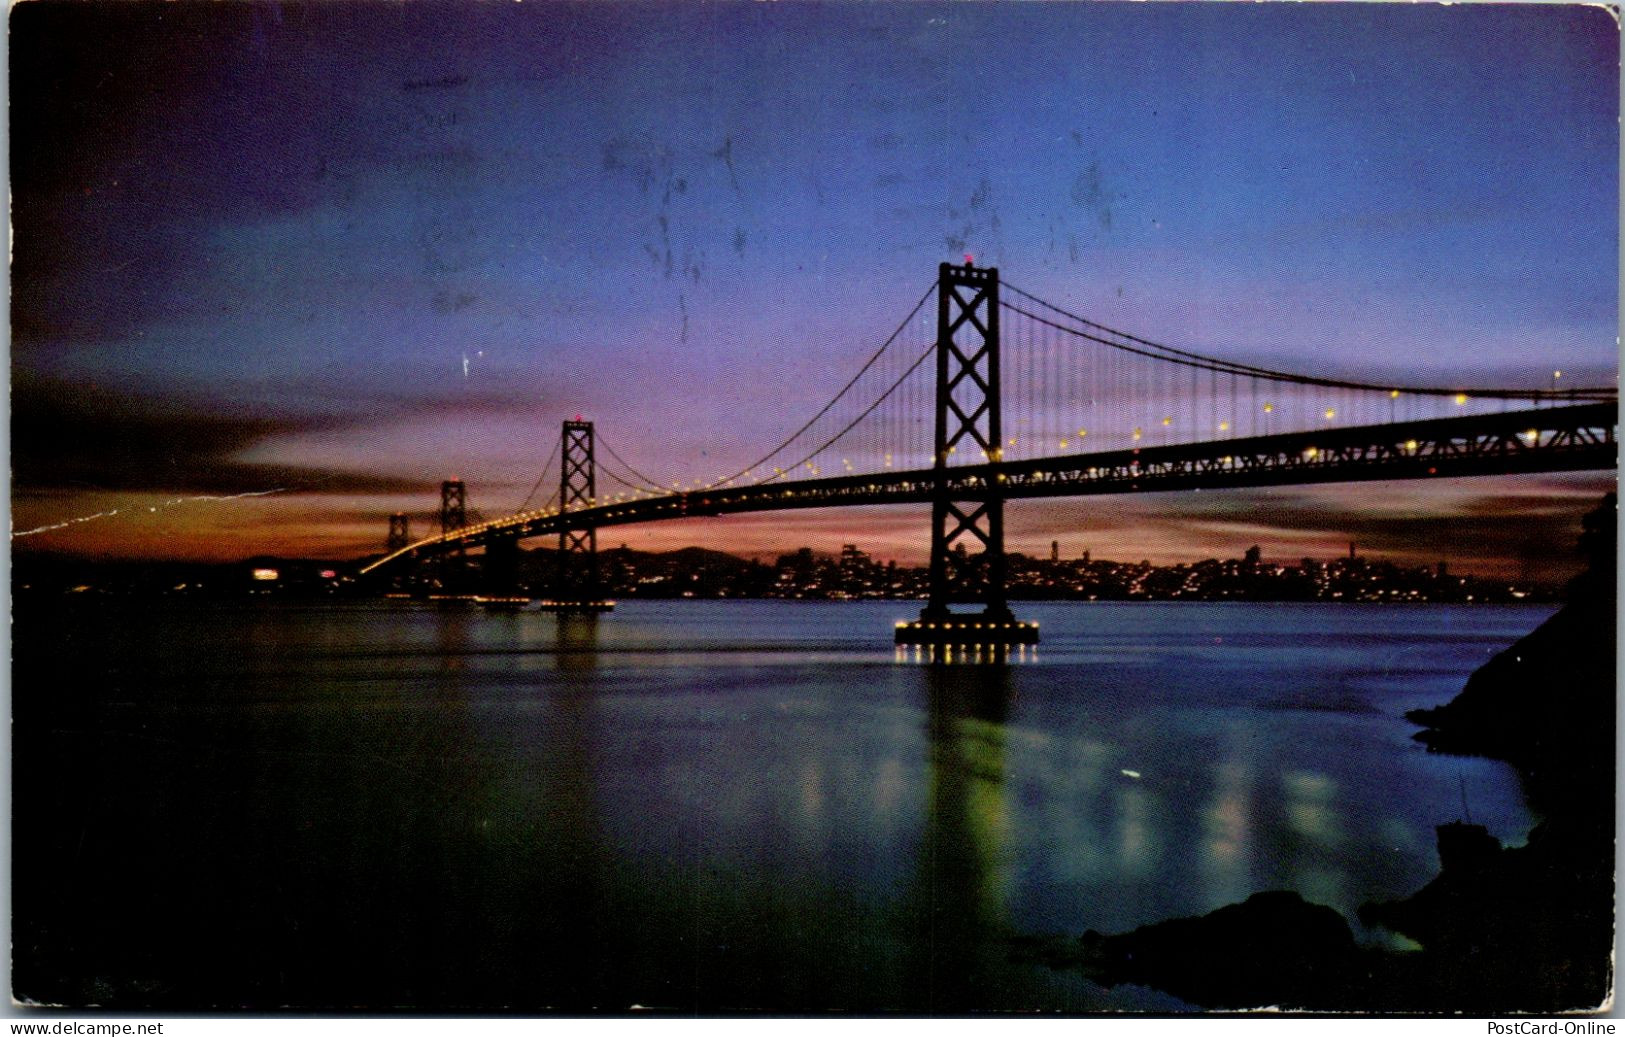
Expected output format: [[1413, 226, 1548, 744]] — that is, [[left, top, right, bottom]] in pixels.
[[896, 643, 1038, 665], [12, 598, 1548, 1011]]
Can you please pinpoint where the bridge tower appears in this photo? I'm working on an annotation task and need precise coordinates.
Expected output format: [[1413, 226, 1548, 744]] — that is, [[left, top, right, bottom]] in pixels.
[[386, 513, 410, 553], [438, 478, 467, 592], [542, 419, 612, 613], [897, 262, 1037, 648]]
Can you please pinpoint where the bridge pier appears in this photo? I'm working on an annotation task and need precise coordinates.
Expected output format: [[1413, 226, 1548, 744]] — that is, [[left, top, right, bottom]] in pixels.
[[896, 261, 1036, 649], [437, 479, 469, 595], [477, 532, 528, 608], [539, 418, 614, 614]]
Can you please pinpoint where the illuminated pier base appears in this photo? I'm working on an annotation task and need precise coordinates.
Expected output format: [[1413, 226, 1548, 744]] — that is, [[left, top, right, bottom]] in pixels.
[[475, 595, 535, 612], [896, 641, 1036, 665], [894, 615, 1039, 647], [534, 599, 616, 615]]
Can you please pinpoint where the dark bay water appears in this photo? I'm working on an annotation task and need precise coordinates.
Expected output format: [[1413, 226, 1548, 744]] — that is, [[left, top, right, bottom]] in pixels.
[[12, 599, 1548, 1011]]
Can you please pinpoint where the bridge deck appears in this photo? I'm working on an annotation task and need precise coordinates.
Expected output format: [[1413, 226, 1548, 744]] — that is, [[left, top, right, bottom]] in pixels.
[[360, 402, 1616, 574]]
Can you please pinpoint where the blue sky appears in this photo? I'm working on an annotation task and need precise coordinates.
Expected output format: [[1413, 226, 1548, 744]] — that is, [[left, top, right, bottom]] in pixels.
[[11, 2, 1618, 574]]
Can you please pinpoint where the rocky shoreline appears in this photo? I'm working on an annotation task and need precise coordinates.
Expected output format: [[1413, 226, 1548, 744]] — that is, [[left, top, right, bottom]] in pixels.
[[1045, 495, 1616, 1013]]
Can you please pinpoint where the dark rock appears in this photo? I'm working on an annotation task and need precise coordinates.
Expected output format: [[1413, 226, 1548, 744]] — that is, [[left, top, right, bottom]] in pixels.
[[1370, 493, 1618, 1012], [1079, 891, 1361, 1010], [1359, 816, 1613, 1012], [1433, 820, 1501, 875], [1406, 494, 1615, 814]]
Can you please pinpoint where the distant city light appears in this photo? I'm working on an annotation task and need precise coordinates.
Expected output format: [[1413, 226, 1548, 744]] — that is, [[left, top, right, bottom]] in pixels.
[[252, 568, 279, 581]]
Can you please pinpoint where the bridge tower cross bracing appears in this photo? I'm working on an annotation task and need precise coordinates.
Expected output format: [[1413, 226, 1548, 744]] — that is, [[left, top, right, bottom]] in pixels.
[[898, 261, 1037, 648], [544, 419, 612, 613], [438, 478, 467, 591], [440, 479, 467, 538], [386, 513, 410, 553]]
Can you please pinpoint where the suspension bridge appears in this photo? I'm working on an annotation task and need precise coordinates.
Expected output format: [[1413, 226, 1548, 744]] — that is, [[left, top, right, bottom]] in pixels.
[[358, 262, 1617, 645]]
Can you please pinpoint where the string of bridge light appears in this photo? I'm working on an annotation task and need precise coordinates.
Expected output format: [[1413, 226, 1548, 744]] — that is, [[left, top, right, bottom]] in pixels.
[[497, 428, 648, 527], [999, 301, 1431, 456], [510, 431, 667, 517], [596, 433, 667, 495], [494, 273, 1617, 519], [994, 290, 1616, 459], [747, 279, 1618, 479], [594, 461, 659, 498]]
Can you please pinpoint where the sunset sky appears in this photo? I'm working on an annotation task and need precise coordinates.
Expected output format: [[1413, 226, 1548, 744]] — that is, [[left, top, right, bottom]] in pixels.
[[11, 2, 1618, 581]]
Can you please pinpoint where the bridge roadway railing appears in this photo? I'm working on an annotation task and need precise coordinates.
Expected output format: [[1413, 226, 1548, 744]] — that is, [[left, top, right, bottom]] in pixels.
[[360, 402, 1616, 573]]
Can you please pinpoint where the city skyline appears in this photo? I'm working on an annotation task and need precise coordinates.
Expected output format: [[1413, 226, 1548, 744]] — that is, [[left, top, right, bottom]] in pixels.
[[11, 3, 1618, 580], [14, 530, 1570, 604]]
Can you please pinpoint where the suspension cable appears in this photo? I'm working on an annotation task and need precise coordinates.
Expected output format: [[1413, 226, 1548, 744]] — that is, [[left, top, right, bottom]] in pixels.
[[1002, 282, 1614, 401], [759, 337, 938, 486], [714, 281, 937, 487], [595, 431, 667, 493], [513, 432, 562, 514], [1000, 297, 1613, 402], [596, 463, 659, 497]]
